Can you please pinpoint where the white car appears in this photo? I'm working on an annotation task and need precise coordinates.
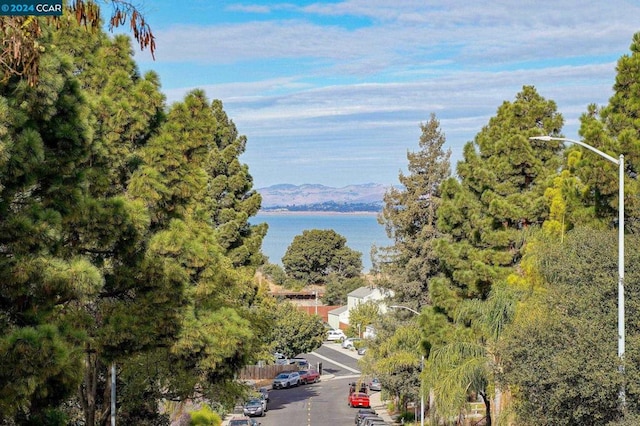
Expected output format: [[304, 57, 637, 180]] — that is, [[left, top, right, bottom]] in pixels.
[[327, 329, 346, 341], [342, 337, 361, 349]]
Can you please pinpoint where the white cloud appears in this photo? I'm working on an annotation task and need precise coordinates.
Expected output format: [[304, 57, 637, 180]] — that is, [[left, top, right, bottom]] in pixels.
[[136, 0, 639, 187]]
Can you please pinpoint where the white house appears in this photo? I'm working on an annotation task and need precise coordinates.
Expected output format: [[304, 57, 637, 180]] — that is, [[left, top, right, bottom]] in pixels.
[[327, 305, 349, 330], [346, 286, 391, 315], [326, 286, 393, 332]]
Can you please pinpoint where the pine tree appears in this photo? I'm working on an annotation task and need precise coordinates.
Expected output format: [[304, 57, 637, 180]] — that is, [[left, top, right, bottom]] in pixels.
[[0, 26, 98, 423], [435, 86, 563, 305], [127, 90, 267, 415], [376, 114, 451, 309], [424, 86, 565, 422], [573, 32, 640, 233], [207, 99, 266, 267]]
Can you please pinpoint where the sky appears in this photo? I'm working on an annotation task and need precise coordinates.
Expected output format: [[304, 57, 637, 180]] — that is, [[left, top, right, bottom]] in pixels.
[[127, 0, 640, 189]]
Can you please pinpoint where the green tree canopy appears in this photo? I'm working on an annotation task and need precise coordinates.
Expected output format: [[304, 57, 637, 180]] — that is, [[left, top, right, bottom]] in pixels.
[[500, 228, 640, 425], [376, 113, 451, 310], [282, 229, 362, 284], [0, 16, 268, 424], [347, 300, 381, 338], [323, 275, 367, 306], [267, 301, 325, 359], [420, 86, 565, 424], [570, 32, 640, 234]]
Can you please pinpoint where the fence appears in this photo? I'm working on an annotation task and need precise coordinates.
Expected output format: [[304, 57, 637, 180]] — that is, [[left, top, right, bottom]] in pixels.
[[238, 364, 296, 381]]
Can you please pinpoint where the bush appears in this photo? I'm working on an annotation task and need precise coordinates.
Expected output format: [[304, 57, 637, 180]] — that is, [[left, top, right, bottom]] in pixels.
[[189, 405, 221, 426], [260, 263, 287, 285]]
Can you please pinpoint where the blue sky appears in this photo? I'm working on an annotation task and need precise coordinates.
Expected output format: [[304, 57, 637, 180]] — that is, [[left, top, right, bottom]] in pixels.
[[128, 0, 640, 189]]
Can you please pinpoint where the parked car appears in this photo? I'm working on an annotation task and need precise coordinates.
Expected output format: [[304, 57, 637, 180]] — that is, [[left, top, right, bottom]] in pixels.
[[258, 386, 270, 402], [291, 357, 309, 369], [254, 392, 268, 412], [357, 346, 368, 355], [362, 418, 389, 426], [299, 368, 320, 384], [228, 417, 260, 426], [327, 329, 347, 341], [368, 377, 382, 391], [349, 381, 368, 394], [272, 371, 300, 389], [358, 414, 382, 426], [243, 398, 265, 417], [342, 337, 362, 349], [354, 408, 377, 424], [348, 392, 371, 408]]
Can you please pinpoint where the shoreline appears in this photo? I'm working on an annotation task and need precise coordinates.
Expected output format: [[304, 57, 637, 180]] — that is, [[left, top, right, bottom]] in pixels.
[[256, 210, 380, 216]]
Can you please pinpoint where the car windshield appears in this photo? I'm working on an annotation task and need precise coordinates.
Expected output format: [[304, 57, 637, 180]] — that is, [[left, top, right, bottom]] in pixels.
[[229, 421, 250, 426], [246, 399, 261, 405], [276, 373, 289, 379]]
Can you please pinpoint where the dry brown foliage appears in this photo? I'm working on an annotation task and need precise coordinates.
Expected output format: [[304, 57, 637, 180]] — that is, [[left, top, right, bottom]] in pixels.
[[0, 0, 156, 86]]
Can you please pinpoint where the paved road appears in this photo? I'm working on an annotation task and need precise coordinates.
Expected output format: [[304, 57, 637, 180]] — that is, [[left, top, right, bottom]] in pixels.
[[226, 344, 389, 426]]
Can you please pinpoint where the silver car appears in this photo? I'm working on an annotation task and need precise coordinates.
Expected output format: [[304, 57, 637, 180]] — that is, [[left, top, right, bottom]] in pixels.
[[243, 398, 265, 417], [368, 377, 382, 391], [228, 417, 260, 426], [272, 371, 300, 389]]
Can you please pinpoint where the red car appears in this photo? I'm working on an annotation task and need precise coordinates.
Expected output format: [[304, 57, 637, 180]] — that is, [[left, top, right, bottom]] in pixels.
[[299, 369, 320, 384], [348, 392, 371, 408]]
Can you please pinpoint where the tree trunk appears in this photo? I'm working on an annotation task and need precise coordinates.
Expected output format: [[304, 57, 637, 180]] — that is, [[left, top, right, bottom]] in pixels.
[[494, 384, 502, 419], [80, 346, 98, 426], [480, 391, 492, 426]]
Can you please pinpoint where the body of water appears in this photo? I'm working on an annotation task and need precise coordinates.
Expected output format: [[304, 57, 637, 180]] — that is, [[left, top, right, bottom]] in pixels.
[[252, 212, 392, 272]]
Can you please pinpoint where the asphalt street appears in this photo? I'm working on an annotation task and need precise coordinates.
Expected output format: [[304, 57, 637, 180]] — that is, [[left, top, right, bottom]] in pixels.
[[222, 343, 395, 425]]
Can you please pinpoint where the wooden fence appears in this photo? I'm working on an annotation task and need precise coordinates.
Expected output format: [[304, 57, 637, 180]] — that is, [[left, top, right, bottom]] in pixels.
[[238, 364, 296, 380]]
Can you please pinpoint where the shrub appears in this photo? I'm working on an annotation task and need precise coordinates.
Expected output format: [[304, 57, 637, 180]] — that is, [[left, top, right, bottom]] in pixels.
[[189, 405, 221, 426]]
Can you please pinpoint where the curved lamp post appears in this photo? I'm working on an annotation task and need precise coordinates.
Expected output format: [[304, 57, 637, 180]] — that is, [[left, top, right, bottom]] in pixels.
[[389, 305, 424, 426], [530, 135, 625, 404]]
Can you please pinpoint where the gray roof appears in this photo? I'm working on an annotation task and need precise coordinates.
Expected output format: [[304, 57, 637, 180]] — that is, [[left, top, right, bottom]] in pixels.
[[347, 286, 376, 298], [328, 306, 349, 315]]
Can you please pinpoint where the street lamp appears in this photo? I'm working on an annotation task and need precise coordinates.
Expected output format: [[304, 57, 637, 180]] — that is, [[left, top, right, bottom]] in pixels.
[[530, 135, 625, 403], [389, 305, 425, 426]]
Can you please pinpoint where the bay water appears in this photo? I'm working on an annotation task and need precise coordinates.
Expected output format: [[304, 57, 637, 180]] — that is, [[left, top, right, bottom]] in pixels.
[[253, 212, 392, 273]]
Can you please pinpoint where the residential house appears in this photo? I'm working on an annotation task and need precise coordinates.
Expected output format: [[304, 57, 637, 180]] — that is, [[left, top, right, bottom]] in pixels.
[[327, 286, 392, 332]]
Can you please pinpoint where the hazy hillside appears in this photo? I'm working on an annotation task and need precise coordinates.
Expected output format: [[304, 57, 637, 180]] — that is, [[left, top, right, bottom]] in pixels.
[[257, 183, 393, 211]]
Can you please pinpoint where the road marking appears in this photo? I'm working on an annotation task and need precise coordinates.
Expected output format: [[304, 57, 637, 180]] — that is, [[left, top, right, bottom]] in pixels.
[[311, 351, 361, 374]]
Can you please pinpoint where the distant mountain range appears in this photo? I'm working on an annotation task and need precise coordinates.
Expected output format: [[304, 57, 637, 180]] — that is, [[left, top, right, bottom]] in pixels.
[[257, 183, 394, 212]]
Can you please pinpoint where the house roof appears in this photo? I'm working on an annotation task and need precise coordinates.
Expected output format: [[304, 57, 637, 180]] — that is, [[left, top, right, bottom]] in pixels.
[[328, 306, 349, 315], [347, 286, 377, 298]]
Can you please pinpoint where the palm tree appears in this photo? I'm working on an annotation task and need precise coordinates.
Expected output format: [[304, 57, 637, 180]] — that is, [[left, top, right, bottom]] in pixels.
[[424, 283, 517, 425]]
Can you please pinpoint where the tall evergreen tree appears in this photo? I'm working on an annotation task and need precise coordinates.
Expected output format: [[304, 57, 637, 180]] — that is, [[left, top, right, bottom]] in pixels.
[[0, 24, 105, 424], [572, 32, 640, 234], [376, 114, 451, 310], [0, 15, 183, 425], [434, 85, 563, 308], [423, 86, 565, 422], [207, 99, 266, 268], [127, 90, 267, 416]]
